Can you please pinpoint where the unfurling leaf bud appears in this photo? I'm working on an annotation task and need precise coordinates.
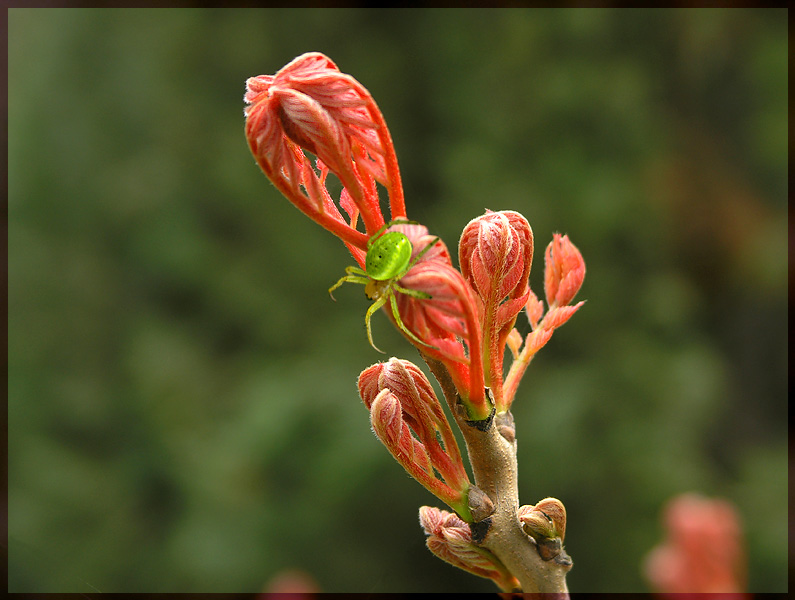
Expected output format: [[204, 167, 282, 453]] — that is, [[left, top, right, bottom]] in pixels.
[[395, 257, 489, 420], [419, 506, 519, 592], [244, 52, 407, 250], [502, 235, 586, 407], [358, 359, 472, 519], [544, 233, 585, 309], [370, 389, 434, 476], [459, 210, 533, 408]]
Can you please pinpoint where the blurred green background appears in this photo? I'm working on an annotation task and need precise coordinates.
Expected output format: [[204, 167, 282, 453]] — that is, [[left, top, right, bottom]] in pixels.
[[7, 8, 788, 593]]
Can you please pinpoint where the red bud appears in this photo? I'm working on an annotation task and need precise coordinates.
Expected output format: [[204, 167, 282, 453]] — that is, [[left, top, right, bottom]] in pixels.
[[459, 210, 534, 410], [544, 233, 585, 309], [359, 359, 472, 516]]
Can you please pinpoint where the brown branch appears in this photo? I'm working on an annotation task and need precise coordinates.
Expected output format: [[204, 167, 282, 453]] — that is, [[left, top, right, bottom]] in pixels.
[[422, 354, 572, 594]]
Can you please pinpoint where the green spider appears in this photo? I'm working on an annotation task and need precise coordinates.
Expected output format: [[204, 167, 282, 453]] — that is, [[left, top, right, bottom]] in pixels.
[[329, 219, 441, 353]]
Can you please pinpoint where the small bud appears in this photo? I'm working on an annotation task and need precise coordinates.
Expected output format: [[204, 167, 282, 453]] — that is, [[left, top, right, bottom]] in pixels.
[[519, 498, 567, 562], [534, 497, 567, 542], [495, 411, 516, 444], [520, 507, 557, 541], [544, 233, 585, 309], [467, 486, 495, 522], [419, 506, 519, 591]]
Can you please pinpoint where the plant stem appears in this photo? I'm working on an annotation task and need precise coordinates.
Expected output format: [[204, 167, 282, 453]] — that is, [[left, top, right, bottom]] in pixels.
[[422, 355, 572, 594]]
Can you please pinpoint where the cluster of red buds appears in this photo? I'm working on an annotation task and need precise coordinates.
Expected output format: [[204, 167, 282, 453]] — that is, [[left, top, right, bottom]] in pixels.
[[244, 52, 585, 588], [244, 52, 585, 419]]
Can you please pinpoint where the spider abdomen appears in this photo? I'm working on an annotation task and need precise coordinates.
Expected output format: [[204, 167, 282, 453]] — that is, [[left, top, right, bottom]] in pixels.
[[365, 231, 413, 281]]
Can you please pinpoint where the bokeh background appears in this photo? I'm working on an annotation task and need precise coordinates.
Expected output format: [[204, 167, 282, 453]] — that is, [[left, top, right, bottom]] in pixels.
[[7, 8, 788, 593]]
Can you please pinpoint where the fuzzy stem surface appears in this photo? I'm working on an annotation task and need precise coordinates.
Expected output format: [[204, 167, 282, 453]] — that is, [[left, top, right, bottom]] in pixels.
[[422, 355, 572, 594]]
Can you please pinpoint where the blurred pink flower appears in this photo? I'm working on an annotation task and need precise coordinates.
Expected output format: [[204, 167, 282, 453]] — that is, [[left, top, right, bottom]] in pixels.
[[261, 568, 319, 598], [644, 493, 749, 597]]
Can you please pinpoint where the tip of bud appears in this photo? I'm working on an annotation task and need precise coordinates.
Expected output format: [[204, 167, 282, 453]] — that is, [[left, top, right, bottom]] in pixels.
[[519, 498, 566, 539], [519, 498, 568, 563], [459, 210, 534, 304], [533, 497, 567, 542], [544, 233, 585, 308]]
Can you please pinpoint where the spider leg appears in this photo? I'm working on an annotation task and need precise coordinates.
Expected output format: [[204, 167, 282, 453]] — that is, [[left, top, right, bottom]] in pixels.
[[407, 236, 441, 269], [392, 229, 439, 297], [364, 294, 389, 353], [328, 268, 369, 300], [388, 290, 439, 350], [393, 283, 432, 300], [346, 265, 369, 277]]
